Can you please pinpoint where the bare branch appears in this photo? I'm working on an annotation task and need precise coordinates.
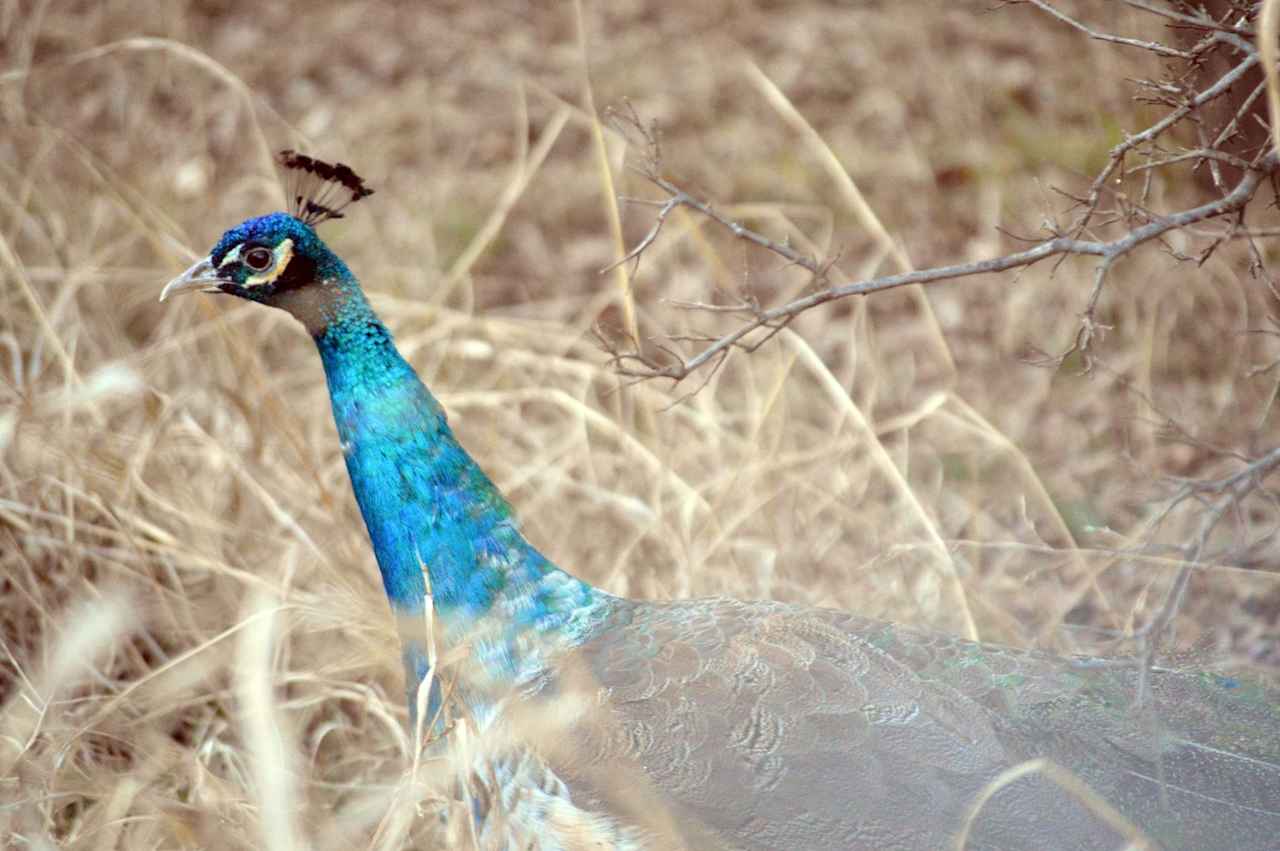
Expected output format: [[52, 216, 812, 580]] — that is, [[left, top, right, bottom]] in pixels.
[[1122, 0, 1254, 35], [1133, 444, 1280, 699], [1020, 0, 1194, 57], [600, 195, 680, 276], [604, 155, 1277, 381], [1071, 36, 1259, 238]]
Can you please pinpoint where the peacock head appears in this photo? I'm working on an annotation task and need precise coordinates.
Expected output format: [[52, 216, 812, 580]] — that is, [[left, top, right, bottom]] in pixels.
[[160, 151, 374, 331]]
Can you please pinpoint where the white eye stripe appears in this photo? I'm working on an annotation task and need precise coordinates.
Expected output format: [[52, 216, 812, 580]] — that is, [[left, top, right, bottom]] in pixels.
[[217, 244, 243, 269]]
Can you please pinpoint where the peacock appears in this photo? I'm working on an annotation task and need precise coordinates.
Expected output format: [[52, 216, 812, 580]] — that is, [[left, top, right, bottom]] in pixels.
[[161, 151, 1280, 850]]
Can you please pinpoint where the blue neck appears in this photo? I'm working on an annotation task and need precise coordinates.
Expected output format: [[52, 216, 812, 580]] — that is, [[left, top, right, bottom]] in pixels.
[[310, 285, 605, 689]]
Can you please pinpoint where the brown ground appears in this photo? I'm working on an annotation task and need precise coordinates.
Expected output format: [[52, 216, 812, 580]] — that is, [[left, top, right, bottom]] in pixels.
[[2, 1, 1278, 848]]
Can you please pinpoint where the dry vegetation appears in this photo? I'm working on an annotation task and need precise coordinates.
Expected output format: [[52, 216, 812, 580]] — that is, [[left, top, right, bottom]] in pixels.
[[2, 1, 1279, 848]]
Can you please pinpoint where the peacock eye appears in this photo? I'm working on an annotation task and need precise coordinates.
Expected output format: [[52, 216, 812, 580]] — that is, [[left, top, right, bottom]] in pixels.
[[243, 246, 274, 271]]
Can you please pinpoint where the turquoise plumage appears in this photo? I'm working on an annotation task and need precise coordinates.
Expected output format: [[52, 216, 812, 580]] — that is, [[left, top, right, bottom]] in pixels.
[[161, 152, 1280, 850]]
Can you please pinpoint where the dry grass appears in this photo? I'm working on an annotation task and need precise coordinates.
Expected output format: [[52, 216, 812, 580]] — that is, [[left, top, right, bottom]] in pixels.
[[2, 1, 1279, 848]]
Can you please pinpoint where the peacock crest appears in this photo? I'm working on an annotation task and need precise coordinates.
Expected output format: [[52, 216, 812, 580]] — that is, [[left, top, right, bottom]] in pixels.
[[277, 149, 374, 226]]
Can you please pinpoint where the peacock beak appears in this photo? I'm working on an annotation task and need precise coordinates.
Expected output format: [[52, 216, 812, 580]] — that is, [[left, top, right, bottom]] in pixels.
[[159, 257, 223, 302]]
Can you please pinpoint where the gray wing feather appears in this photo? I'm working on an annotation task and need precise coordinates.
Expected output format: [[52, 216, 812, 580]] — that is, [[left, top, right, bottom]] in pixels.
[[548, 598, 1280, 851]]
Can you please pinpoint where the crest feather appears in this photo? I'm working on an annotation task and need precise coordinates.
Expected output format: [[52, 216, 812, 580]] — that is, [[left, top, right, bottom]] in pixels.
[[277, 149, 374, 226]]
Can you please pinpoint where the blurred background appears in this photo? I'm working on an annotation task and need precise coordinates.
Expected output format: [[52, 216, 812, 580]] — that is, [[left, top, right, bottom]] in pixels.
[[2, 1, 1278, 848]]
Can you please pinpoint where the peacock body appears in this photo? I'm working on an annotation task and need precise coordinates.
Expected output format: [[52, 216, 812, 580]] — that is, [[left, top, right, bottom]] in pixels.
[[161, 154, 1280, 850]]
